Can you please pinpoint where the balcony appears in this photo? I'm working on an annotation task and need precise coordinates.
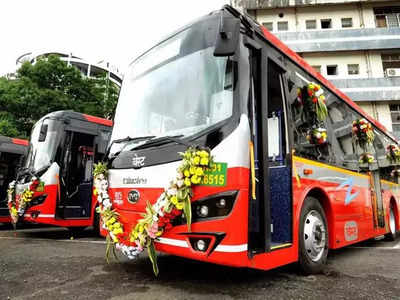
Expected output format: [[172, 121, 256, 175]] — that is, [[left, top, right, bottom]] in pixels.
[[234, 0, 388, 9], [272, 27, 400, 53], [330, 77, 400, 102]]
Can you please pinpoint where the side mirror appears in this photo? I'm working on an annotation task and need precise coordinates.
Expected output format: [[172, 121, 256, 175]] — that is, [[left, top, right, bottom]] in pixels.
[[214, 12, 240, 57], [38, 124, 48, 142]]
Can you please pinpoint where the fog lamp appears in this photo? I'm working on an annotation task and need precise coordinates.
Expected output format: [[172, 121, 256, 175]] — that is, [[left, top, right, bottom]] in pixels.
[[197, 205, 209, 218], [216, 198, 226, 208], [196, 239, 207, 252]]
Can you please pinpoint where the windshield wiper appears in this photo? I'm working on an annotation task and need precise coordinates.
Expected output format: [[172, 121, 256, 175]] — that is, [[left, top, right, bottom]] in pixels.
[[131, 135, 190, 150], [105, 135, 156, 159]]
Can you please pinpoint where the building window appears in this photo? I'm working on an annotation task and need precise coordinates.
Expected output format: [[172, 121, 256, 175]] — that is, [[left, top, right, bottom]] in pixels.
[[347, 64, 359, 75], [382, 53, 400, 76], [311, 65, 321, 73], [327, 65, 338, 76], [341, 18, 353, 28], [321, 19, 332, 29], [306, 20, 317, 30], [374, 7, 400, 28], [277, 21, 288, 31], [390, 104, 400, 138], [263, 22, 273, 31]]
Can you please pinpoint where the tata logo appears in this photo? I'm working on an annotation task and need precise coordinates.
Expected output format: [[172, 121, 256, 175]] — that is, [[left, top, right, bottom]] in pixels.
[[127, 190, 140, 204], [132, 154, 145, 168]]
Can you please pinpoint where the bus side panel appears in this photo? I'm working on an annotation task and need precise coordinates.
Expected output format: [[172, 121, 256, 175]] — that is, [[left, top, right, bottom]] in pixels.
[[0, 216, 11, 223], [292, 156, 386, 250]]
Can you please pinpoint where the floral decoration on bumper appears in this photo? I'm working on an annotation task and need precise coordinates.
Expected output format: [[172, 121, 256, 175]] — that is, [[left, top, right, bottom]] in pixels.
[[93, 147, 213, 275], [386, 144, 400, 164], [7, 178, 40, 224]]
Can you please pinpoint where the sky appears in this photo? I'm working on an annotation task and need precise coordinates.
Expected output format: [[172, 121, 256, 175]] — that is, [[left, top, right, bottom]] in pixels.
[[0, 0, 230, 76]]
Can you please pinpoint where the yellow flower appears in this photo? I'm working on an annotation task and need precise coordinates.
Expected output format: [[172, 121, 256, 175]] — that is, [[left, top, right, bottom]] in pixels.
[[113, 222, 121, 229], [191, 175, 201, 184], [170, 196, 178, 205], [112, 228, 123, 235], [130, 236, 136, 243], [200, 157, 209, 166], [184, 177, 191, 187], [189, 166, 196, 175], [156, 231, 163, 236], [184, 170, 190, 177], [193, 156, 200, 165], [93, 189, 98, 196], [195, 168, 204, 176], [138, 225, 144, 233], [199, 150, 209, 158], [11, 207, 17, 216], [176, 202, 184, 210], [112, 236, 119, 243], [319, 95, 325, 101]]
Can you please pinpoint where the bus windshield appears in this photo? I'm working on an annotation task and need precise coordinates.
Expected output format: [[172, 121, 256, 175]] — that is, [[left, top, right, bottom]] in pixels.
[[111, 16, 234, 152], [24, 119, 61, 172]]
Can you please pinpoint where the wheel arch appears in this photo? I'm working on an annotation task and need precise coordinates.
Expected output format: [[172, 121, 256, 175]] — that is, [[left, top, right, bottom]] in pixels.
[[300, 187, 335, 249]]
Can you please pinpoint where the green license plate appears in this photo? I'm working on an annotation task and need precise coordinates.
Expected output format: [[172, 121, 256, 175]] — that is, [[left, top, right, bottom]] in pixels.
[[199, 162, 227, 187]]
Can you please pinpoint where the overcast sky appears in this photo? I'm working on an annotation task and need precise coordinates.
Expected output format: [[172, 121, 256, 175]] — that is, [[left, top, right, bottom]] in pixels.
[[0, 0, 229, 76]]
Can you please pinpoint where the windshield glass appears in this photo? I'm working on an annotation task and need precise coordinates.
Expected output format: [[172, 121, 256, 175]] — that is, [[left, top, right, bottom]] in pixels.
[[111, 16, 234, 153], [24, 119, 61, 172]]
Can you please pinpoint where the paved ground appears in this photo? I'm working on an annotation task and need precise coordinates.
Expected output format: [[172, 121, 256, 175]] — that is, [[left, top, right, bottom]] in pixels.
[[0, 224, 399, 300]]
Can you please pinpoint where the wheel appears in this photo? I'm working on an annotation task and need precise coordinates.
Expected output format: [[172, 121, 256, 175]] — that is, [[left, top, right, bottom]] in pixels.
[[93, 206, 101, 237], [385, 204, 397, 241], [298, 197, 329, 274]]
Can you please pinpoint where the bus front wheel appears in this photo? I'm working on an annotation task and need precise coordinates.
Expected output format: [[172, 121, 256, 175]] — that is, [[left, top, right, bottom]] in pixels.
[[385, 204, 397, 241], [298, 196, 329, 275]]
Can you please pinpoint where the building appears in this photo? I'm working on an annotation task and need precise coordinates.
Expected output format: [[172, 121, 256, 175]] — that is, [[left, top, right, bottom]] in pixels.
[[233, 0, 400, 137], [15, 51, 123, 87]]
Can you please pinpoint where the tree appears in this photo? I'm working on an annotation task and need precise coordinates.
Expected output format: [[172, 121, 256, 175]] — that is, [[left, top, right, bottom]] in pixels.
[[0, 55, 120, 138]]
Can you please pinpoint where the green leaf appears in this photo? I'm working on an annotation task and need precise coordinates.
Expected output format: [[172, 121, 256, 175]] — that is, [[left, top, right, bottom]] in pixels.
[[147, 241, 159, 276], [183, 195, 192, 231]]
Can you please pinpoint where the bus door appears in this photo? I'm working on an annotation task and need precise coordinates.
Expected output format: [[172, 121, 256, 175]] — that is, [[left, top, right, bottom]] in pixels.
[[57, 130, 95, 219], [248, 41, 292, 255], [370, 169, 385, 228]]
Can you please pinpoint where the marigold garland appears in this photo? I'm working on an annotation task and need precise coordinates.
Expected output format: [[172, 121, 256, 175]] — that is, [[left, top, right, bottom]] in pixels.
[[7, 178, 40, 224], [93, 146, 213, 275]]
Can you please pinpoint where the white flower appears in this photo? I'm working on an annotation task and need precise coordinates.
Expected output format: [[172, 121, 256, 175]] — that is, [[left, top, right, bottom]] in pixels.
[[315, 133, 321, 139], [97, 195, 102, 203], [177, 172, 184, 180], [176, 179, 184, 188], [315, 89, 323, 97], [167, 188, 177, 196], [103, 199, 112, 208]]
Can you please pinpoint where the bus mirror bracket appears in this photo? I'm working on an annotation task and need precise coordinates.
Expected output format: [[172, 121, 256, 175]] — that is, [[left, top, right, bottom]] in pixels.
[[214, 12, 240, 57]]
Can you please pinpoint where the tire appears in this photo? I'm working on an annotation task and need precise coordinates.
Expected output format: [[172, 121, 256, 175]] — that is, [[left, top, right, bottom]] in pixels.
[[298, 196, 329, 275], [385, 204, 397, 241]]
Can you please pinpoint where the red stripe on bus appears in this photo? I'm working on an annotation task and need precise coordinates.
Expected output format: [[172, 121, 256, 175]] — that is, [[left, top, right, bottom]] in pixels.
[[12, 138, 28, 146], [83, 114, 113, 127]]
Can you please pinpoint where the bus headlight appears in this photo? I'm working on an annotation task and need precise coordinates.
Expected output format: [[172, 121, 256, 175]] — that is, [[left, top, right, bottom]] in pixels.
[[197, 205, 209, 218], [30, 194, 47, 206]]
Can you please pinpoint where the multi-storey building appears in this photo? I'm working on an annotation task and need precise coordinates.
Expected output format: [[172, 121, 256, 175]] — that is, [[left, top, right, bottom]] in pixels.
[[233, 0, 400, 137], [15, 50, 123, 87]]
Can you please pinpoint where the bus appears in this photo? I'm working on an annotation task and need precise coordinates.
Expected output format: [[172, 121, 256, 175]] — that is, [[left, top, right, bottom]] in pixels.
[[0, 136, 28, 224], [11, 111, 112, 232], [104, 5, 399, 274]]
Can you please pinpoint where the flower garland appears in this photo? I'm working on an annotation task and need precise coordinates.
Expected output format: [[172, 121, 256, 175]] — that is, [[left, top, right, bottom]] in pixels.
[[7, 178, 40, 224], [306, 128, 327, 145], [94, 146, 213, 275], [352, 118, 374, 149], [386, 144, 400, 164], [359, 153, 375, 164], [296, 83, 328, 123]]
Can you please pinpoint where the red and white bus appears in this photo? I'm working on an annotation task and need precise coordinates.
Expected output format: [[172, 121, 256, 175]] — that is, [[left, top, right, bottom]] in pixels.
[[12, 111, 112, 232], [0, 136, 28, 224], [106, 6, 399, 273]]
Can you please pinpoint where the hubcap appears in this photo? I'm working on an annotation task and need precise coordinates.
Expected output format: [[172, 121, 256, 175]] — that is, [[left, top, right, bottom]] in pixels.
[[303, 210, 326, 262], [390, 208, 396, 235]]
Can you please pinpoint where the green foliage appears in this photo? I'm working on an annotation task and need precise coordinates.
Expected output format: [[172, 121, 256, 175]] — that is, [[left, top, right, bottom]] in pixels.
[[0, 55, 119, 138], [93, 162, 108, 177]]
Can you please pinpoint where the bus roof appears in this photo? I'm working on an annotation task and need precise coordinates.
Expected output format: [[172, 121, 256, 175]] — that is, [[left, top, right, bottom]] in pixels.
[[37, 110, 113, 127], [0, 135, 28, 155]]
